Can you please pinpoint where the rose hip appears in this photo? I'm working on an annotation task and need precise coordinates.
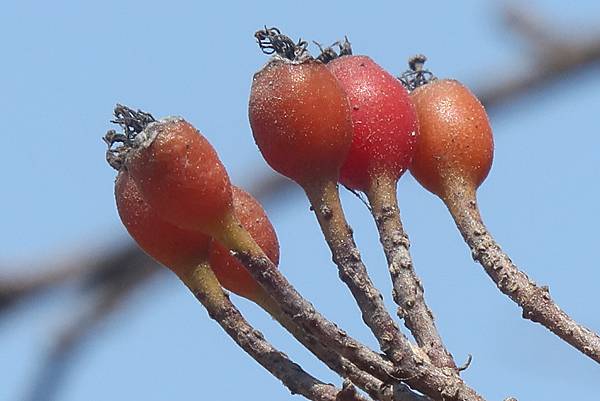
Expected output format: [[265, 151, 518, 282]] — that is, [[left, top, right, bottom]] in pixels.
[[318, 44, 454, 369], [105, 105, 234, 237], [115, 170, 210, 278], [115, 170, 279, 303], [323, 41, 418, 192], [249, 28, 353, 188], [401, 57, 494, 201]]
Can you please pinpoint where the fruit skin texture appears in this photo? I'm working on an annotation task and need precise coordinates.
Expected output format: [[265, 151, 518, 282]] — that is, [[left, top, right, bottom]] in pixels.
[[409, 79, 494, 199], [209, 186, 280, 300], [125, 117, 233, 234], [116, 173, 279, 301], [249, 58, 353, 186], [115, 171, 210, 278], [327, 55, 418, 192]]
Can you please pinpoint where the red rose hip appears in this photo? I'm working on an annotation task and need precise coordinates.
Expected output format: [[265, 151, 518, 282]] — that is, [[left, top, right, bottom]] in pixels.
[[249, 29, 353, 188], [325, 46, 418, 192], [210, 186, 280, 301], [318, 45, 455, 369], [115, 170, 279, 303]]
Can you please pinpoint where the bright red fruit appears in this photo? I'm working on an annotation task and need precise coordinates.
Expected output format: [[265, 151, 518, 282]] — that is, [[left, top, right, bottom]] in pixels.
[[115, 170, 210, 278], [209, 186, 280, 300], [326, 53, 418, 192], [249, 29, 353, 187]]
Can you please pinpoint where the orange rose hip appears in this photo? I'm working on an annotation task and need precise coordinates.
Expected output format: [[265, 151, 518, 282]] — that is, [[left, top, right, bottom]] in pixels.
[[409, 79, 493, 200], [106, 105, 234, 236], [115, 171, 210, 277]]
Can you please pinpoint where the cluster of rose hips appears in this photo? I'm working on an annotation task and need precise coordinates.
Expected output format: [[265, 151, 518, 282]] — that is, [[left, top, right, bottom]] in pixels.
[[104, 28, 492, 296], [103, 27, 494, 397]]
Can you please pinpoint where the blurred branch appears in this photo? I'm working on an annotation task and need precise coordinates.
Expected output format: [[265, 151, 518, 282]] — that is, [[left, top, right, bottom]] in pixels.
[[1, 173, 293, 313], [478, 4, 600, 109], [0, 245, 158, 313], [26, 268, 147, 401], [15, 175, 297, 401]]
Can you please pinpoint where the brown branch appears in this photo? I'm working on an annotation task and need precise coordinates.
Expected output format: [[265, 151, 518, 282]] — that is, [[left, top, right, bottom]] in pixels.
[[445, 188, 600, 364], [302, 182, 480, 399], [366, 176, 456, 370], [230, 249, 486, 401], [256, 294, 428, 401], [304, 180, 413, 366], [228, 254, 396, 383], [182, 263, 370, 401]]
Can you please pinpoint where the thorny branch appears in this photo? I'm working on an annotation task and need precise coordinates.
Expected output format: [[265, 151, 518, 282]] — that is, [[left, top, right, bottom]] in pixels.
[[2, 5, 600, 401]]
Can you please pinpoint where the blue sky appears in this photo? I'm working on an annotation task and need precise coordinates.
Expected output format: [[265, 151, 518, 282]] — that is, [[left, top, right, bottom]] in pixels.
[[1, 1, 599, 400]]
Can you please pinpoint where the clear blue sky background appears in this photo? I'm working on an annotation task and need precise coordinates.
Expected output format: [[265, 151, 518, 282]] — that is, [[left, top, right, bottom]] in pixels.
[[1, 1, 599, 400]]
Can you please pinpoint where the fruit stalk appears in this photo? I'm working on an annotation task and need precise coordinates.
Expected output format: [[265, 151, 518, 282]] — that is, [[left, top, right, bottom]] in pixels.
[[107, 104, 485, 400], [304, 180, 413, 364], [445, 186, 600, 364], [254, 291, 428, 401], [366, 175, 456, 370], [216, 213, 397, 381], [180, 262, 367, 401], [217, 213, 488, 400], [319, 46, 452, 369]]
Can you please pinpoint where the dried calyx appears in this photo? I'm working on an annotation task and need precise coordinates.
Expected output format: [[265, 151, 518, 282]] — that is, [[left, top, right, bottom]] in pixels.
[[315, 37, 352, 63], [255, 27, 310, 62], [103, 105, 156, 170], [398, 54, 436, 91]]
